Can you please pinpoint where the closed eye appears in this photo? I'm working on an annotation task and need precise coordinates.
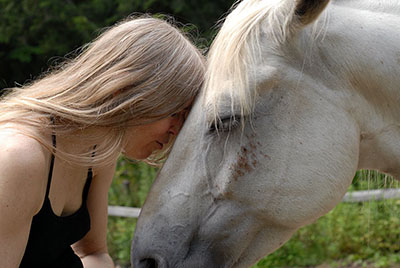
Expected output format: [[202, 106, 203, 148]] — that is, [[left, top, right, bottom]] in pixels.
[[208, 115, 241, 133], [170, 107, 190, 120]]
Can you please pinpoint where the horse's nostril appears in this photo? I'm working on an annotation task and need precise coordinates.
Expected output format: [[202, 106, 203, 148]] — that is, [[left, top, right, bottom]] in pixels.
[[139, 258, 159, 268]]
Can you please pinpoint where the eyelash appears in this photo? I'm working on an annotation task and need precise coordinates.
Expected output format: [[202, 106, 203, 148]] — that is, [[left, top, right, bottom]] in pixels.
[[209, 116, 241, 133], [171, 108, 190, 118]]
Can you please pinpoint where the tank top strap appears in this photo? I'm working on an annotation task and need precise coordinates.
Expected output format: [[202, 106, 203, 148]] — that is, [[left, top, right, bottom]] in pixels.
[[82, 169, 92, 202], [46, 134, 57, 197], [82, 145, 96, 202]]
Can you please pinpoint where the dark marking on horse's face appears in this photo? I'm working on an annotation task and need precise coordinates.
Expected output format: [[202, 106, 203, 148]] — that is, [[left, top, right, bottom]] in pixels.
[[249, 142, 257, 150], [252, 159, 258, 167], [232, 142, 259, 180], [262, 153, 271, 160], [224, 191, 234, 199]]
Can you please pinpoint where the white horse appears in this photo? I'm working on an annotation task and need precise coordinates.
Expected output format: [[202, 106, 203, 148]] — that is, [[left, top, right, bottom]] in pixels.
[[131, 0, 400, 267]]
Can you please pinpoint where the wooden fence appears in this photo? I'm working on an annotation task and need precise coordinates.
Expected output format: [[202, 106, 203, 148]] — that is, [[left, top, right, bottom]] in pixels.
[[108, 188, 400, 218]]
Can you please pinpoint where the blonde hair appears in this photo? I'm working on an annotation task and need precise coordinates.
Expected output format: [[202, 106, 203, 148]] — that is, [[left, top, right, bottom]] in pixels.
[[0, 15, 205, 166]]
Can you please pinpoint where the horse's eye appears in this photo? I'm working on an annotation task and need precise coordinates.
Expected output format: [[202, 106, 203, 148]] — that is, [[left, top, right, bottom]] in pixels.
[[208, 116, 241, 133]]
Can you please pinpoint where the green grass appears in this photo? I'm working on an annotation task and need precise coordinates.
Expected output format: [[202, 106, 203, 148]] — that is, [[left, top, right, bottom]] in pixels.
[[253, 199, 400, 268], [107, 162, 400, 267]]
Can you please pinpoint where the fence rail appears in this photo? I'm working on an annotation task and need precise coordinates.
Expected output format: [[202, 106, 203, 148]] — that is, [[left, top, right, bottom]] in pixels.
[[108, 189, 400, 218], [108, 206, 141, 218], [342, 188, 400, 202]]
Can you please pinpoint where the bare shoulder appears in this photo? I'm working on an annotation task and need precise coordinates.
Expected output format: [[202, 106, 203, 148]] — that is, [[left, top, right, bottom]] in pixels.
[[0, 128, 50, 265], [0, 129, 49, 175], [92, 162, 117, 185], [0, 128, 49, 216]]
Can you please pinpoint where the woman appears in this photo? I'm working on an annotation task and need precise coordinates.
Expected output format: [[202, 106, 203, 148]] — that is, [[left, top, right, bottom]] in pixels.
[[0, 16, 205, 267]]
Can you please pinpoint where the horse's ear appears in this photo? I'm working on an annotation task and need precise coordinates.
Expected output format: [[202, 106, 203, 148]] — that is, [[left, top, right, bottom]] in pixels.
[[294, 0, 330, 25]]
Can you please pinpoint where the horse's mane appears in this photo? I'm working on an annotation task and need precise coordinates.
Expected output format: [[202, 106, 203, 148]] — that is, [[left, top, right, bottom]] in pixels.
[[205, 0, 296, 120]]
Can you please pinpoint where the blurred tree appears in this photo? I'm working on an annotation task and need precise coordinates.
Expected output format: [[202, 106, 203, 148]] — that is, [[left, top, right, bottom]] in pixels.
[[0, 0, 233, 91]]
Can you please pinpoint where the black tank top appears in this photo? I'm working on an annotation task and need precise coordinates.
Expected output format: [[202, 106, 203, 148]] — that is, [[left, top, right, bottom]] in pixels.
[[19, 135, 93, 268]]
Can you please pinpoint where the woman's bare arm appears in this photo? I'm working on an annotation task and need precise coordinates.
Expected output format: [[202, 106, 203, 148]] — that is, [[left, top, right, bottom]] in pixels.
[[72, 162, 117, 268], [0, 133, 48, 267]]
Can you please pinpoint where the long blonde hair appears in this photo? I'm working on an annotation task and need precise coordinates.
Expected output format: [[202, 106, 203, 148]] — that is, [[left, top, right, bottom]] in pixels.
[[0, 15, 205, 166]]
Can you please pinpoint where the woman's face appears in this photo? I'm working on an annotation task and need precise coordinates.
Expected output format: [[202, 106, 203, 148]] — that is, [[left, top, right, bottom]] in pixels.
[[123, 110, 188, 160]]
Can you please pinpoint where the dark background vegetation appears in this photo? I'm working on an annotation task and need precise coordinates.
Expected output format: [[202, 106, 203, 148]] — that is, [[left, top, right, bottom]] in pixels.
[[1, 1, 400, 267], [0, 0, 233, 90]]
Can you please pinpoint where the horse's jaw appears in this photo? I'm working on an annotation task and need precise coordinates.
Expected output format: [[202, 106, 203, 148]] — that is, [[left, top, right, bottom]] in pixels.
[[131, 183, 298, 268]]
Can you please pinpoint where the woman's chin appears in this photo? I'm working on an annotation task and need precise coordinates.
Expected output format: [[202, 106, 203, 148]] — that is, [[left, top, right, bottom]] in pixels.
[[123, 151, 151, 161], [123, 143, 161, 160]]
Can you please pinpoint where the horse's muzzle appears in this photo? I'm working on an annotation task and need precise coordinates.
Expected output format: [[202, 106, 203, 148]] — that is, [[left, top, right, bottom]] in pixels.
[[133, 255, 168, 268]]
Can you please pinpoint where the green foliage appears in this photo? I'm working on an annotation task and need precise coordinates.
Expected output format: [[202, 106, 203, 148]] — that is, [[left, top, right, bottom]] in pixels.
[[107, 157, 158, 267], [107, 217, 136, 266], [253, 172, 400, 268], [350, 170, 399, 191], [254, 199, 400, 268], [0, 0, 108, 88], [109, 158, 158, 208]]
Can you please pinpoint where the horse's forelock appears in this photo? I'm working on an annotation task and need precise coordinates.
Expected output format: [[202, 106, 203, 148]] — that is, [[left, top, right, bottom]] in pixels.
[[204, 0, 296, 122]]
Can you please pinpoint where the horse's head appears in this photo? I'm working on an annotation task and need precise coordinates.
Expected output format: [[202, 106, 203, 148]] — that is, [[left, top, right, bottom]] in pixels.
[[132, 0, 362, 267]]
